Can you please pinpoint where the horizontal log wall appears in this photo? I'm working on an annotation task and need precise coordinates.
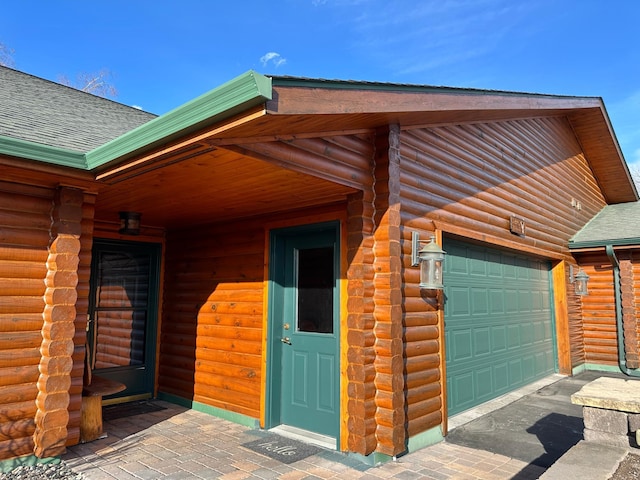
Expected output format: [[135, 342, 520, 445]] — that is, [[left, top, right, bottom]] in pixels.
[[0, 182, 51, 460], [577, 249, 640, 370], [159, 204, 347, 420], [577, 252, 618, 366], [399, 116, 608, 437]]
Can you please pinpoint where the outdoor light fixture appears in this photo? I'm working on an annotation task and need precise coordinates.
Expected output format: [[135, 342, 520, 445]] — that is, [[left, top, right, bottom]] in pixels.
[[119, 211, 141, 236], [411, 232, 446, 290], [570, 265, 590, 296]]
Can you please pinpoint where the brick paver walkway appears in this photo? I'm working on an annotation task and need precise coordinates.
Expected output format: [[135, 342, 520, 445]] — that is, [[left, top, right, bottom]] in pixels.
[[63, 401, 545, 479]]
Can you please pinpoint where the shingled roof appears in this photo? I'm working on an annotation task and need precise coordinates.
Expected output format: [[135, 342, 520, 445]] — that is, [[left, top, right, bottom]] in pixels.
[[0, 66, 156, 153], [570, 201, 640, 248]]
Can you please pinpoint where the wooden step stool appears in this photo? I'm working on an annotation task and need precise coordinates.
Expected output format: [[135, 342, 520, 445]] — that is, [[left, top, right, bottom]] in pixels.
[[80, 376, 126, 442]]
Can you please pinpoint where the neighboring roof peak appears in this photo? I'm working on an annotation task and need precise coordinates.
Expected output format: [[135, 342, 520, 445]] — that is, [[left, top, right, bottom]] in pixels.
[[0, 65, 156, 153]]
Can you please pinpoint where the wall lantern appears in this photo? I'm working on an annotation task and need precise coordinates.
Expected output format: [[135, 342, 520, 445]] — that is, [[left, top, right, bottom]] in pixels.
[[119, 211, 141, 236], [570, 265, 590, 296], [411, 232, 446, 290]]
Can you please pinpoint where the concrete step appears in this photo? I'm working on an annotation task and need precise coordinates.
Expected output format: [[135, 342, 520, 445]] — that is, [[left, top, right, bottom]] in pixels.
[[539, 441, 629, 480]]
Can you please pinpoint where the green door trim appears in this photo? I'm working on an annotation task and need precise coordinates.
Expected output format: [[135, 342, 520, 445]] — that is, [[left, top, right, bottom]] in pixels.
[[88, 238, 161, 400], [265, 221, 340, 436]]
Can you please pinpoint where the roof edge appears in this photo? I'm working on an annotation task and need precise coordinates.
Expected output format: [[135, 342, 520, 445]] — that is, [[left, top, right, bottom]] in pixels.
[[86, 70, 272, 170], [271, 75, 599, 100], [569, 238, 640, 250], [0, 135, 87, 169]]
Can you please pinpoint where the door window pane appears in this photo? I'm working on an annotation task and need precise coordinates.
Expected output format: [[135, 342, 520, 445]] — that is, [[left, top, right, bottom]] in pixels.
[[94, 252, 150, 367], [296, 247, 334, 333]]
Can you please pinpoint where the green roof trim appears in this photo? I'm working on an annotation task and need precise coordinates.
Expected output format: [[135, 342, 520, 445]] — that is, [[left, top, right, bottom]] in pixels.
[[271, 75, 592, 100], [0, 135, 87, 169], [569, 238, 640, 250], [85, 70, 272, 170]]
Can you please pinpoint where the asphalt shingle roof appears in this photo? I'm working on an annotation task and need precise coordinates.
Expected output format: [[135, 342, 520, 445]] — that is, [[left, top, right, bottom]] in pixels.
[[0, 66, 156, 153], [570, 201, 640, 247]]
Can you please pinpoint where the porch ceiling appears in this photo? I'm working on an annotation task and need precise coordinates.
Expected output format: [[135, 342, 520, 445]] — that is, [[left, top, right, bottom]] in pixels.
[[93, 145, 357, 229]]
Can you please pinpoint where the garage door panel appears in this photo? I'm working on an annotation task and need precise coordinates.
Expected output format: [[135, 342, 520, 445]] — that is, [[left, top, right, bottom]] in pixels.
[[471, 288, 489, 314], [474, 327, 491, 356], [492, 326, 507, 352], [449, 287, 470, 316], [508, 359, 523, 384], [476, 367, 493, 399], [521, 322, 534, 346], [508, 324, 521, 349], [450, 329, 473, 361], [445, 239, 556, 416], [489, 289, 505, 313]]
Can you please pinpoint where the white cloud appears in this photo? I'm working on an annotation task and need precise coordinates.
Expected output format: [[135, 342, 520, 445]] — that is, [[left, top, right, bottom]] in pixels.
[[260, 52, 287, 68]]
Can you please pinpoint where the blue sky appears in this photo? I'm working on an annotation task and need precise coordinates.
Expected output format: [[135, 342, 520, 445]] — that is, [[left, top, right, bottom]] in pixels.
[[2, 1, 640, 172]]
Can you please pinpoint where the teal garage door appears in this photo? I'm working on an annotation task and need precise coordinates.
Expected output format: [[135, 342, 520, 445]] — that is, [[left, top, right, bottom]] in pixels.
[[444, 239, 556, 416]]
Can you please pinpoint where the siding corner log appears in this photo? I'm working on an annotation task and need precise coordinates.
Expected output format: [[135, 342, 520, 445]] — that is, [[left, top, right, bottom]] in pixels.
[[373, 124, 407, 456], [33, 187, 83, 458]]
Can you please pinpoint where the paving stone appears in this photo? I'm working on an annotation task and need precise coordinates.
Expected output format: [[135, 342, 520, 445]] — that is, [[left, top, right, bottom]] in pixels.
[[583, 406, 629, 434], [583, 427, 631, 448], [571, 377, 640, 412], [539, 440, 628, 480], [629, 413, 640, 432]]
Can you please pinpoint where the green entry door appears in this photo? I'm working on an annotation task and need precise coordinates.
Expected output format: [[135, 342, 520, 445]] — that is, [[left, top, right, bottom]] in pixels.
[[444, 239, 556, 416], [88, 239, 161, 401], [268, 224, 340, 442]]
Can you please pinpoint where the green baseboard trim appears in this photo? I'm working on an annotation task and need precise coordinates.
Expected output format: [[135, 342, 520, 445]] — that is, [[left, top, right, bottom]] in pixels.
[[157, 391, 259, 428], [407, 425, 444, 452], [576, 363, 622, 374], [0, 456, 59, 474], [346, 450, 394, 466], [571, 364, 586, 375], [346, 428, 444, 467]]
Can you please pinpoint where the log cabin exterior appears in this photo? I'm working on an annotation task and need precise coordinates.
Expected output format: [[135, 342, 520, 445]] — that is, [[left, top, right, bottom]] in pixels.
[[0, 65, 638, 465], [570, 203, 640, 373]]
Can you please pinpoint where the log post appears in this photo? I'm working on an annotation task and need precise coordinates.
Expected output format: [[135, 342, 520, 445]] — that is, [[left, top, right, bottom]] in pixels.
[[33, 187, 83, 458], [372, 124, 406, 457]]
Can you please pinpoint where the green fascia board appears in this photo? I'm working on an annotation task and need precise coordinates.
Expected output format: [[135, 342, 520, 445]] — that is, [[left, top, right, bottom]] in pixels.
[[0, 135, 87, 169], [271, 76, 593, 100], [569, 238, 640, 250], [85, 70, 272, 170]]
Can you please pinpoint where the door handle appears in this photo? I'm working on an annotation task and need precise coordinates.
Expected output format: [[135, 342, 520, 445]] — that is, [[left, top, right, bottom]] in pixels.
[[281, 337, 292, 345]]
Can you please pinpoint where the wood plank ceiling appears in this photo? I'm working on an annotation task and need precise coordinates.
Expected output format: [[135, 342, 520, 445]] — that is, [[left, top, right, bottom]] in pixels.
[[94, 144, 358, 229]]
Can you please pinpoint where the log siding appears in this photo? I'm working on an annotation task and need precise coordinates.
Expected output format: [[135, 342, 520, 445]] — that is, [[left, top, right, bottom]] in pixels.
[[0, 182, 51, 461], [372, 125, 406, 456], [346, 191, 377, 455], [67, 193, 95, 447], [398, 116, 607, 438], [577, 249, 640, 370], [35, 187, 83, 458], [159, 221, 265, 418], [578, 254, 618, 367]]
